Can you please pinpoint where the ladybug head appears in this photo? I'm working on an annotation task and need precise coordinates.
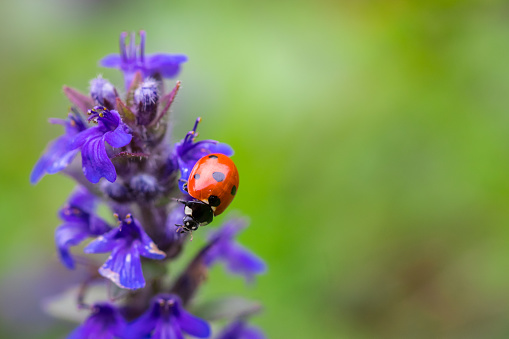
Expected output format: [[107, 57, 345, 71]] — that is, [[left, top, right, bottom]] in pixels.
[[175, 199, 214, 236], [177, 199, 214, 226], [182, 215, 198, 232]]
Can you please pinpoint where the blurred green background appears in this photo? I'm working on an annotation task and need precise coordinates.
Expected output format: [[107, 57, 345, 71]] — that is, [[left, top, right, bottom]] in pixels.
[[2, 0, 509, 338]]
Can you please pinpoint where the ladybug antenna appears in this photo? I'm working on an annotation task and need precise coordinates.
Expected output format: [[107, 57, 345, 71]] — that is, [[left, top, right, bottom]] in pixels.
[[175, 198, 188, 205]]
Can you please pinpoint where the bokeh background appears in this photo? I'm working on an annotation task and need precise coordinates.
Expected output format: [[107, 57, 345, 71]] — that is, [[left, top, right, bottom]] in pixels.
[[2, 0, 509, 338]]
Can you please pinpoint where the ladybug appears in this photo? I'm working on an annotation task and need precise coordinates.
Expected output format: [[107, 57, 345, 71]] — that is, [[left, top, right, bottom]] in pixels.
[[176, 153, 239, 234]]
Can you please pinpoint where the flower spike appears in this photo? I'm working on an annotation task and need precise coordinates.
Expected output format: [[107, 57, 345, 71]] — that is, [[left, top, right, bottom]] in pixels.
[[31, 31, 266, 339]]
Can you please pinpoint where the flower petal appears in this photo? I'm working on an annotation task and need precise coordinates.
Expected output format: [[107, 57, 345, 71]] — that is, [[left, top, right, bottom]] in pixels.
[[222, 243, 267, 281], [55, 222, 89, 269], [104, 124, 132, 148], [137, 234, 166, 260], [69, 126, 101, 150], [212, 142, 234, 157], [152, 318, 183, 339], [84, 233, 117, 254], [66, 186, 97, 214], [216, 321, 265, 339], [30, 136, 77, 184], [100, 54, 123, 68], [178, 309, 210, 338], [81, 137, 117, 183], [67, 303, 126, 339], [122, 306, 158, 339], [243, 327, 266, 339], [146, 54, 188, 78], [88, 215, 111, 235], [98, 245, 145, 289], [47, 149, 79, 174]]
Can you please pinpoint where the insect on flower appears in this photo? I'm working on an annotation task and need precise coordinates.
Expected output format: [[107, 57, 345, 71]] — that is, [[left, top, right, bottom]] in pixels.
[[176, 153, 239, 235], [30, 31, 265, 339]]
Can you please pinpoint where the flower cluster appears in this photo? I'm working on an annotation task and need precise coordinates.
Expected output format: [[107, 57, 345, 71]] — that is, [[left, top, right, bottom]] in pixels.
[[33, 31, 266, 338]]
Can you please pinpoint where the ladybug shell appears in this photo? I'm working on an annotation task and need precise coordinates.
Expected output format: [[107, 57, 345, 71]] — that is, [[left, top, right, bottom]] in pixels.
[[188, 153, 239, 216]]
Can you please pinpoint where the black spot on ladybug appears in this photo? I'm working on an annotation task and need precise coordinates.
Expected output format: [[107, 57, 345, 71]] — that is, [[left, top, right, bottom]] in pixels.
[[208, 155, 218, 159], [212, 172, 225, 182], [208, 195, 221, 207], [231, 185, 237, 196], [193, 173, 200, 180]]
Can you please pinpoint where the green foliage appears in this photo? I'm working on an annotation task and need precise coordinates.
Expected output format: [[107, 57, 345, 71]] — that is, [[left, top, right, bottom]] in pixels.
[[2, 1, 509, 338]]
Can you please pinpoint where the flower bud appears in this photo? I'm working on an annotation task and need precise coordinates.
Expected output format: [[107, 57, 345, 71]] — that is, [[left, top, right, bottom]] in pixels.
[[134, 79, 159, 125], [130, 173, 159, 201], [101, 181, 132, 203], [90, 76, 118, 109]]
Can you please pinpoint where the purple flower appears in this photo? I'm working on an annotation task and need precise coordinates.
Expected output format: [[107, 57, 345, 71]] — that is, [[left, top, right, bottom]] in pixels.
[[124, 294, 210, 339], [204, 218, 266, 283], [84, 214, 166, 290], [70, 106, 132, 184], [174, 118, 233, 192], [215, 320, 265, 339], [90, 75, 118, 109], [67, 303, 126, 339], [55, 187, 111, 269], [100, 31, 187, 90], [30, 111, 86, 184]]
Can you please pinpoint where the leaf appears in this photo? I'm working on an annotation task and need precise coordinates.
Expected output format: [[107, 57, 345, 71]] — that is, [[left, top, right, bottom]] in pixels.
[[42, 283, 109, 323], [125, 71, 143, 107], [112, 151, 150, 159], [190, 296, 262, 321], [63, 86, 94, 114], [149, 81, 181, 127], [115, 97, 136, 125]]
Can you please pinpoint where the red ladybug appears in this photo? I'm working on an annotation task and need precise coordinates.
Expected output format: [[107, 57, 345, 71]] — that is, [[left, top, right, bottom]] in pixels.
[[176, 153, 239, 233]]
